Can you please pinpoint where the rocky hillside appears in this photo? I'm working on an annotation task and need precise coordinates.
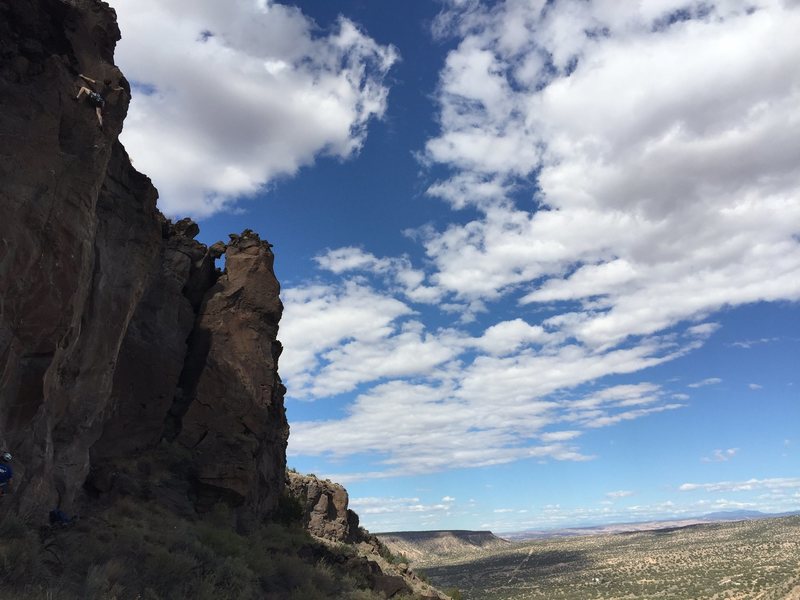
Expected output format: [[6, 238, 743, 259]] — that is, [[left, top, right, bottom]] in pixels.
[[0, 0, 448, 598], [377, 530, 510, 566]]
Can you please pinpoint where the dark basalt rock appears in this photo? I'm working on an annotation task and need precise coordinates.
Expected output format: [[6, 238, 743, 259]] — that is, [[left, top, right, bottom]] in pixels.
[[175, 231, 288, 514], [0, 0, 287, 519], [287, 471, 357, 543]]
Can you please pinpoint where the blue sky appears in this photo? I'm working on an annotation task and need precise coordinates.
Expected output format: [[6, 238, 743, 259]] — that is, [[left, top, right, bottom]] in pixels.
[[110, 0, 800, 532]]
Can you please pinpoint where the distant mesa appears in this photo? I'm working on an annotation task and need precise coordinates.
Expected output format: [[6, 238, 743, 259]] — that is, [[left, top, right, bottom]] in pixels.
[[501, 510, 800, 542], [699, 510, 770, 521]]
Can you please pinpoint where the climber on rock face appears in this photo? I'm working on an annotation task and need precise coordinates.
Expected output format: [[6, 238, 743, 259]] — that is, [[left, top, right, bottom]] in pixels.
[[0, 452, 13, 496], [75, 73, 124, 128]]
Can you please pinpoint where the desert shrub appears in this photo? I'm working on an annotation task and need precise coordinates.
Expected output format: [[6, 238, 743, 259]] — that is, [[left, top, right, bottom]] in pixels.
[[376, 539, 409, 565], [257, 520, 308, 552], [141, 545, 198, 594], [444, 587, 464, 600], [207, 501, 234, 528], [342, 589, 385, 600], [210, 555, 258, 599], [198, 521, 245, 558], [330, 539, 357, 559], [83, 560, 126, 600], [273, 489, 305, 525], [0, 513, 29, 539], [308, 558, 347, 596], [340, 567, 373, 591], [177, 534, 218, 570], [269, 552, 315, 591], [287, 583, 342, 600], [0, 535, 43, 585], [0, 515, 43, 586], [113, 495, 144, 519]]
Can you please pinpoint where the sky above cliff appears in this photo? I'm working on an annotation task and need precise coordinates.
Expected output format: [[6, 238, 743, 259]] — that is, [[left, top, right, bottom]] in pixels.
[[111, 0, 800, 532]]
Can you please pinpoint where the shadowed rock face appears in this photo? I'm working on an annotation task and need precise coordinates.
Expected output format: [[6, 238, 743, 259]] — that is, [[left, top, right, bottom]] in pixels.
[[0, 0, 287, 519], [89, 219, 212, 462], [0, 0, 155, 514]]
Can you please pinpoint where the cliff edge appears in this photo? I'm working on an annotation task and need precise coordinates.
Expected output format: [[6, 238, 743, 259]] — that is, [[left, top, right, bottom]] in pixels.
[[0, 0, 287, 520], [0, 1, 450, 598]]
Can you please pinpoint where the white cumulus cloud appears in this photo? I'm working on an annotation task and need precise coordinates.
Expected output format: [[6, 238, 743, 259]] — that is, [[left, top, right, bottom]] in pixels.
[[277, 0, 800, 481], [111, 0, 397, 217], [421, 0, 800, 349]]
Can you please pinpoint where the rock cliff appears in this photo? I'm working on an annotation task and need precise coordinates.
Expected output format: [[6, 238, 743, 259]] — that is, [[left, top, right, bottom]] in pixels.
[[0, 0, 287, 520], [0, 1, 450, 597]]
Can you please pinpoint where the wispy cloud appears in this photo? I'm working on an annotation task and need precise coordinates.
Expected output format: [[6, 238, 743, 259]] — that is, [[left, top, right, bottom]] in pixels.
[[679, 477, 800, 493], [606, 490, 634, 499], [702, 448, 738, 463], [730, 337, 779, 349], [290, 372, 692, 479], [539, 431, 582, 443], [349, 495, 456, 519], [688, 378, 722, 389]]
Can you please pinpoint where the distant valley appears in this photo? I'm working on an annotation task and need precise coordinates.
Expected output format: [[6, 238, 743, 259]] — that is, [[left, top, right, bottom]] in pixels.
[[409, 515, 800, 600]]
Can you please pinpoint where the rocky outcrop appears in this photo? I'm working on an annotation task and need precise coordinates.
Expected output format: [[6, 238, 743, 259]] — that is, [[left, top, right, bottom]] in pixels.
[[287, 471, 451, 599], [352, 536, 451, 600], [175, 231, 287, 513], [287, 470, 361, 543], [0, 0, 287, 519]]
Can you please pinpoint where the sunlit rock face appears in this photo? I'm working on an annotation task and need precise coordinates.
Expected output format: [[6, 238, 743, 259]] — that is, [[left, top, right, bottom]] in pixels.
[[0, 0, 287, 519], [286, 470, 361, 543]]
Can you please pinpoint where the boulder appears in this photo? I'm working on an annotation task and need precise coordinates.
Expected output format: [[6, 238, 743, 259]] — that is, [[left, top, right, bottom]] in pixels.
[[287, 471, 356, 542], [372, 574, 411, 598]]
